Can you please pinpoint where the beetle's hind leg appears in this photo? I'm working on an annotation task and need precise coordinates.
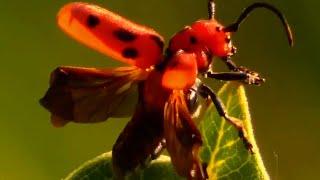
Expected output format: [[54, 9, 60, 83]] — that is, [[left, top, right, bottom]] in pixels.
[[150, 138, 166, 160], [199, 83, 254, 154]]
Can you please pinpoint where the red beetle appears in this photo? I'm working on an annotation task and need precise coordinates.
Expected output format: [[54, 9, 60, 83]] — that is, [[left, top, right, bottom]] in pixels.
[[40, 1, 292, 179]]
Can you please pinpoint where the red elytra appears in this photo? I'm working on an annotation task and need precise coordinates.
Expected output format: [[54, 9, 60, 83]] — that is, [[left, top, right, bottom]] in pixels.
[[57, 3, 164, 69]]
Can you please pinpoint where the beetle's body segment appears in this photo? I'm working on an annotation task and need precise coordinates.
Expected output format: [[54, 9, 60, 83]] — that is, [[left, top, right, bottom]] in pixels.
[[113, 56, 205, 178], [168, 27, 212, 72], [161, 50, 198, 90], [169, 19, 233, 64], [190, 20, 233, 58]]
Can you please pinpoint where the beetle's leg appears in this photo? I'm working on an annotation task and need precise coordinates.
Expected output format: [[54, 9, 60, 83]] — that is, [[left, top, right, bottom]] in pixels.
[[205, 70, 265, 85], [150, 138, 166, 160], [220, 49, 265, 85], [141, 138, 166, 170], [225, 58, 237, 70], [199, 83, 254, 154]]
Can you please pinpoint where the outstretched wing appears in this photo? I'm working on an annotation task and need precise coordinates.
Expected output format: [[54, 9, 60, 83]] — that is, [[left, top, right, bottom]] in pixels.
[[164, 91, 206, 179], [112, 102, 164, 178], [57, 2, 164, 68], [40, 66, 148, 127]]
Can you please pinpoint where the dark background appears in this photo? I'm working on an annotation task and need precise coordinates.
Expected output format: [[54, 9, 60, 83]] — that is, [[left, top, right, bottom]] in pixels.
[[0, 0, 318, 179]]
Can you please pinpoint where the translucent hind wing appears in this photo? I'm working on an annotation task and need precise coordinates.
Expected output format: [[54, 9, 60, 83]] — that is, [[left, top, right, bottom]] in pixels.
[[40, 66, 147, 127]]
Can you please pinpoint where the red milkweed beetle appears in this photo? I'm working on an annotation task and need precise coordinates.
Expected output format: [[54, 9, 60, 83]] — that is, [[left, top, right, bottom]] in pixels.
[[40, 0, 292, 179]]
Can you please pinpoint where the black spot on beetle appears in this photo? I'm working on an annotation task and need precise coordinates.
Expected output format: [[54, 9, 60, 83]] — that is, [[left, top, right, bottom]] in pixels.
[[150, 35, 164, 49], [113, 28, 137, 42], [216, 26, 222, 32], [190, 36, 198, 44], [122, 47, 139, 59], [87, 15, 100, 28]]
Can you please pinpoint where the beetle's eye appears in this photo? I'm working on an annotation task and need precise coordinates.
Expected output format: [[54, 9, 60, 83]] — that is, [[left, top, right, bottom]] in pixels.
[[225, 36, 231, 43]]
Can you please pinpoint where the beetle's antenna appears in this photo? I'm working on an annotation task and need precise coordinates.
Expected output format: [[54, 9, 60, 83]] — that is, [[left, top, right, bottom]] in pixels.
[[223, 2, 293, 46], [274, 150, 279, 180], [208, 0, 215, 19]]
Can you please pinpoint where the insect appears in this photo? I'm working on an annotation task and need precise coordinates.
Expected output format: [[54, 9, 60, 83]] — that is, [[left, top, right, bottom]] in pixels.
[[40, 0, 292, 179]]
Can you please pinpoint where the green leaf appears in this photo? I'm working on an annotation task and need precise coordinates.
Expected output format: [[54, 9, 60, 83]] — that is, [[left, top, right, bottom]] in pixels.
[[64, 82, 268, 180], [64, 152, 183, 180], [199, 82, 269, 180]]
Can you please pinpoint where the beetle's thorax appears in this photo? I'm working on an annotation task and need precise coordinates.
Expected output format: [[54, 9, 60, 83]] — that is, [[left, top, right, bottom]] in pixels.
[[167, 19, 236, 72]]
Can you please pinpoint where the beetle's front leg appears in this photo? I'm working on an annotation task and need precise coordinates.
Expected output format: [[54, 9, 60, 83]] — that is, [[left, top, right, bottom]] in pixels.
[[205, 70, 265, 85], [215, 54, 265, 85]]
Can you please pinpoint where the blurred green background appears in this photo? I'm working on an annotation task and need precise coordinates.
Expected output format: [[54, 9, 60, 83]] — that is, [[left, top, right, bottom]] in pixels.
[[0, 0, 318, 179]]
